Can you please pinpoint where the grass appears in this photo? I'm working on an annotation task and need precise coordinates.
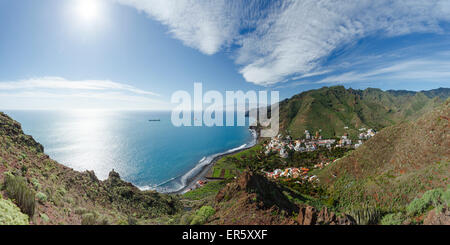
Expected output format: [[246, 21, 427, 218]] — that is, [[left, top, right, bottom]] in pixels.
[[183, 180, 230, 200], [211, 168, 222, 178], [224, 169, 234, 179], [208, 144, 264, 179], [210, 167, 236, 179], [220, 144, 263, 166]]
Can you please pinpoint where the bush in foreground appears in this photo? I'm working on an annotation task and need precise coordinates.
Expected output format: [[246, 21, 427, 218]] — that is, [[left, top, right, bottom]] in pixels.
[[81, 211, 109, 225], [406, 188, 444, 216], [36, 192, 47, 204], [190, 206, 215, 225], [380, 212, 404, 225], [380, 186, 450, 225], [3, 172, 35, 217], [0, 197, 29, 225]]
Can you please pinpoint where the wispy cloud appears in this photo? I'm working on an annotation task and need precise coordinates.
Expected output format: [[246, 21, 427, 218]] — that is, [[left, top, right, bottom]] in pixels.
[[0, 77, 169, 110], [115, 0, 450, 86], [0, 76, 160, 96], [115, 0, 242, 55], [316, 59, 450, 84]]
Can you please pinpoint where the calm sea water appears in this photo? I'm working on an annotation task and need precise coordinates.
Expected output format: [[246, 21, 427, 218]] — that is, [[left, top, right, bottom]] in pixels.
[[4, 110, 254, 192]]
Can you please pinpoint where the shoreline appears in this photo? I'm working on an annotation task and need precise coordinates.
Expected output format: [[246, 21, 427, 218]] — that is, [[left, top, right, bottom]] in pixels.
[[169, 128, 258, 195]]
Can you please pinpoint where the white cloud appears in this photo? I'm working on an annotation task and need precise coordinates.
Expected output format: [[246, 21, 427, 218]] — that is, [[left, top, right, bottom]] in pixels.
[[0, 77, 170, 110], [315, 59, 450, 84], [0, 76, 160, 96], [114, 0, 450, 85], [114, 0, 244, 55]]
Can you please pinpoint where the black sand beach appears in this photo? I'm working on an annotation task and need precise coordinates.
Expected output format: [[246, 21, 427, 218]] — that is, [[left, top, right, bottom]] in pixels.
[[171, 129, 258, 194]]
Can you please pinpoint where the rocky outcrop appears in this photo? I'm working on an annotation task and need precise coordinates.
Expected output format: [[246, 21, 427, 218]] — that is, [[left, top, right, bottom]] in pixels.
[[297, 206, 317, 225], [297, 206, 356, 225], [216, 171, 299, 215], [423, 208, 450, 225], [215, 171, 357, 225], [85, 170, 99, 183], [0, 112, 44, 153], [213, 171, 299, 225], [103, 169, 182, 216]]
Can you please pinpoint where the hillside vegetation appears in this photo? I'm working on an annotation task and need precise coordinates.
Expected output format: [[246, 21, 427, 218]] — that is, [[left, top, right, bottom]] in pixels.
[[317, 99, 449, 223], [199, 91, 450, 225], [0, 112, 182, 225], [279, 86, 448, 139]]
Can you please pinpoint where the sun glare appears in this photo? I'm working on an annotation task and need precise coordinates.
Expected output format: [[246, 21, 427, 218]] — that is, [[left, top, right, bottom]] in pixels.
[[75, 0, 101, 23]]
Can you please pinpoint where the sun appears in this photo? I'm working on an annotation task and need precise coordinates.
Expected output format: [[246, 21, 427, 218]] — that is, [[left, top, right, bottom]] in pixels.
[[75, 0, 101, 23]]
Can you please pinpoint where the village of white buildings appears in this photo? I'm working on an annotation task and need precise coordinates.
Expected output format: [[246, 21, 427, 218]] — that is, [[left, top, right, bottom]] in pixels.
[[261, 127, 376, 183]]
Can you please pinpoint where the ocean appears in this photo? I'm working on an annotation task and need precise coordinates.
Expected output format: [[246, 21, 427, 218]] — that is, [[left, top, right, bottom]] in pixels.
[[4, 110, 255, 193]]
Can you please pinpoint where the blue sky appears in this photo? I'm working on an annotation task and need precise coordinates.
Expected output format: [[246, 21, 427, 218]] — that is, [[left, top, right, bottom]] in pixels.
[[0, 0, 449, 110]]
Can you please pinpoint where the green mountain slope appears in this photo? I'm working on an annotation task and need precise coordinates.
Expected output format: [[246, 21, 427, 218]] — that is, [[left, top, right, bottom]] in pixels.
[[317, 99, 449, 213], [279, 86, 449, 139]]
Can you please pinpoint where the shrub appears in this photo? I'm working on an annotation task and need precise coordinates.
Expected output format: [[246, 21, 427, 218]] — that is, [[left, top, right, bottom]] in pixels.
[[406, 188, 443, 216], [31, 178, 40, 191], [81, 212, 98, 225], [64, 196, 74, 204], [127, 216, 137, 225], [406, 197, 430, 216], [98, 216, 109, 225], [325, 196, 337, 207], [190, 206, 215, 225], [21, 165, 28, 174], [57, 187, 67, 196], [3, 172, 35, 217], [36, 192, 47, 204], [51, 191, 64, 207], [180, 213, 194, 225], [421, 188, 443, 207], [348, 204, 382, 225], [39, 213, 49, 223], [442, 188, 450, 206], [0, 198, 29, 225], [117, 219, 128, 225], [381, 212, 404, 225], [74, 207, 88, 215]]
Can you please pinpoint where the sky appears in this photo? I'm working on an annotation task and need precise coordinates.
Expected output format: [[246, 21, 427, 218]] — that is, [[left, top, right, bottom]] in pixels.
[[0, 0, 449, 110]]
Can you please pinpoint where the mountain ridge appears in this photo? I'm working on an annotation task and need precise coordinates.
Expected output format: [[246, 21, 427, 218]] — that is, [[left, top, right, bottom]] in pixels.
[[278, 86, 449, 139]]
